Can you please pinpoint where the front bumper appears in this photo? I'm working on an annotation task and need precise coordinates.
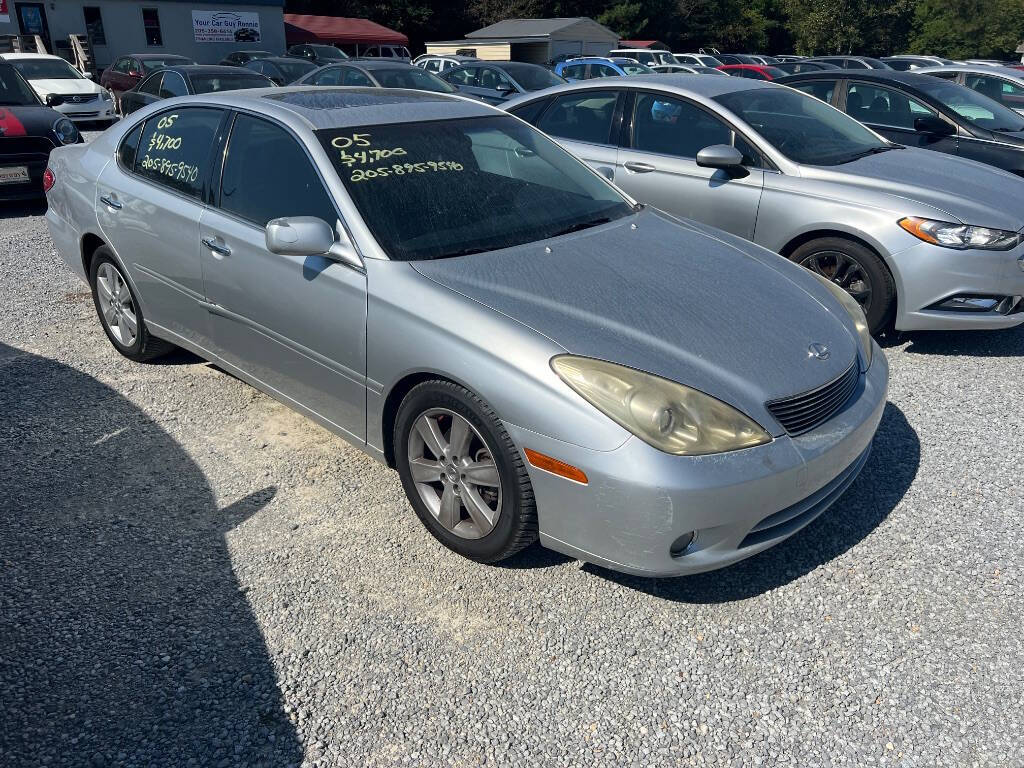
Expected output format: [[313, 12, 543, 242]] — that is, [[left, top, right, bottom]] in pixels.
[[506, 347, 888, 577], [890, 239, 1024, 331], [54, 100, 116, 123]]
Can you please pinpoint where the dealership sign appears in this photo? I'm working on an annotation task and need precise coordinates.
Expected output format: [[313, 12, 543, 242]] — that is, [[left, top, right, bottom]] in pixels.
[[0, 0, 9, 25], [192, 10, 261, 43]]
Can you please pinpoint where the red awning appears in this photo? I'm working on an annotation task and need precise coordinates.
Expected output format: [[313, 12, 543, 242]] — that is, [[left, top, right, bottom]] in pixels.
[[283, 14, 408, 46]]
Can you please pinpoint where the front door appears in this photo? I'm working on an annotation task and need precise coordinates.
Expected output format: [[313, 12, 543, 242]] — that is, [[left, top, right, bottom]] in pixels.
[[616, 91, 763, 239], [532, 89, 623, 181], [199, 112, 367, 442], [15, 2, 50, 52], [842, 80, 959, 155]]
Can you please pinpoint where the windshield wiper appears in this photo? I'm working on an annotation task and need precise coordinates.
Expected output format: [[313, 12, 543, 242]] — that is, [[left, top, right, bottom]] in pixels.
[[840, 145, 900, 163], [432, 246, 489, 260], [550, 217, 613, 238]]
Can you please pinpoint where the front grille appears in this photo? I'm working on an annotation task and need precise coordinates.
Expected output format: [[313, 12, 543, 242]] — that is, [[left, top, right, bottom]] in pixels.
[[739, 445, 870, 549], [59, 93, 98, 103], [766, 361, 859, 436]]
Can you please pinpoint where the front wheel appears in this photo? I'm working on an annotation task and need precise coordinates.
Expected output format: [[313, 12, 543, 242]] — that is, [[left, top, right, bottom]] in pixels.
[[394, 381, 538, 563], [790, 237, 895, 334], [89, 247, 174, 362]]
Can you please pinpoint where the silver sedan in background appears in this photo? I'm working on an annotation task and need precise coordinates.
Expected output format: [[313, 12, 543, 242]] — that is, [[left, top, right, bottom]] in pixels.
[[505, 76, 1024, 333], [44, 87, 886, 577]]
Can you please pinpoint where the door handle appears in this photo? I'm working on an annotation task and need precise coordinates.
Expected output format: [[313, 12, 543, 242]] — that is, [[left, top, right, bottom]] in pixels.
[[623, 161, 656, 174], [99, 195, 122, 210], [201, 237, 231, 257]]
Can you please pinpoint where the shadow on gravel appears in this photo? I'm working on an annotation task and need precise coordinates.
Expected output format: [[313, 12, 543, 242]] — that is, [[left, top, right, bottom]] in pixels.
[[0, 199, 46, 219], [586, 402, 920, 604], [880, 325, 1024, 357], [0, 343, 302, 767]]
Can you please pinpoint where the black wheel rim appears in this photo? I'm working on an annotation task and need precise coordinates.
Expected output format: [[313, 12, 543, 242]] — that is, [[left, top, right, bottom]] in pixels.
[[799, 250, 873, 313]]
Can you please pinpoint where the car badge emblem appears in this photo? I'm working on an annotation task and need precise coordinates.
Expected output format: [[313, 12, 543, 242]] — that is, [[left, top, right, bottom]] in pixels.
[[807, 342, 830, 360], [70, 95, 82, 103]]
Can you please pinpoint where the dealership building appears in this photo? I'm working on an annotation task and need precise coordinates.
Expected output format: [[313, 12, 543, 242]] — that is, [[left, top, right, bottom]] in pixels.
[[0, 0, 286, 69]]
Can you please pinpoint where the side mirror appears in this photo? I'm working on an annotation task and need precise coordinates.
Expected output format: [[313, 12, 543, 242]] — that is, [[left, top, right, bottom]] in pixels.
[[914, 115, 955, 136], [266, 217, 363, 269], [696, 144, 745, 170], [128, 70, 143, 79], [45, 93, 64, 106]]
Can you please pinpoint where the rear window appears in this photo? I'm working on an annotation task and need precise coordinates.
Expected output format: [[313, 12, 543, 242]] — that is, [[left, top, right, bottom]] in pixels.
[[500, 64, 565, 91], [369, 68, 455, 93], [142, 57, 192, 73], [190, 73, 272, 94]]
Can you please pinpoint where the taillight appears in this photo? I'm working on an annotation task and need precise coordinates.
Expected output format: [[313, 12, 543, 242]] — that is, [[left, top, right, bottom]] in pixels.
[[42, 168, 55, 192]]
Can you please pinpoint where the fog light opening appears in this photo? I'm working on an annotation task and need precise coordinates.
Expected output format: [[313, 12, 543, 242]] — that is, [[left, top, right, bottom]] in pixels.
[[669, 531, 696, 558], [929, 294, 1022, 314]]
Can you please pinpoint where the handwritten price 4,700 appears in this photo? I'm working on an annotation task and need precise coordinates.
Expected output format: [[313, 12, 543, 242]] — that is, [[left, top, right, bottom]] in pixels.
[[350, 161, 464, 183], [338, 147, 406, 166]]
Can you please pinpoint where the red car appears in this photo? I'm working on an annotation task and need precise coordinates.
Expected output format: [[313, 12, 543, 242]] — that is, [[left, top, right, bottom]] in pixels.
[[99, 54, 195, 110], [716, 64, 787, 81]]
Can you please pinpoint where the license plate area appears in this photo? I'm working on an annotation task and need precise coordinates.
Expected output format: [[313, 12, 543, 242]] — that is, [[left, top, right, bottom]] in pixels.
[[0, 166, 31, 185]]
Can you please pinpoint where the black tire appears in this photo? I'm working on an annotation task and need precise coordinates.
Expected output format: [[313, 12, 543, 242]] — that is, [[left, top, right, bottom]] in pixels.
[[394, 380, 538, 563], [89, 247, 174, 362], [789, 237, 895, 335]]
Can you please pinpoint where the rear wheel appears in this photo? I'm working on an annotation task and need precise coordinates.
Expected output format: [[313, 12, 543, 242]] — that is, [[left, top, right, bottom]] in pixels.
[[89, 247, 174, 362], [394, 380, 538, 563], [790, 237, 894, 334]]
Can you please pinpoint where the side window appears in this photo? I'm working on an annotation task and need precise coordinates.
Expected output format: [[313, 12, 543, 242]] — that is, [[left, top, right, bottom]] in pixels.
[[793, 80, 836, 103], [135, 108, 222, 198], [112, 57, 129, 74], [343, 68, 373, 87], [447, 66, 477, 86], [159, 71, 187, 98], [424, 59, 440, 73], [561, 64, 586, 80], [118, 120, 144, 170], [313, 67, 344, 86], [139, 73, 163, 96], [845, 82, 934, 129], [734, 134, 762, 168], [966, 75, 1024, 110], [220, 114, 337, 227], [845, 60, 868, 69], [479, 68, 510, 90], [508, 97, 552, 126], [590, 64, 616, 78], [632, 93, 732, 158], [536, 90, 618, 145]]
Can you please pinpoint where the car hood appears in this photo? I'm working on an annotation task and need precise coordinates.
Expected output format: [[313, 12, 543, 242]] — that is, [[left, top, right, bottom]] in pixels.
[[800, 146, 1024, 231], [0, 105, 61, 137], [27, 78, 103, 96], [412, 209, 859, 433]]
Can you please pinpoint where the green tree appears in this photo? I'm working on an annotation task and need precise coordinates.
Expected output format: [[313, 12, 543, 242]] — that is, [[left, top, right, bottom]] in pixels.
[[909, 0, 1024, 59]]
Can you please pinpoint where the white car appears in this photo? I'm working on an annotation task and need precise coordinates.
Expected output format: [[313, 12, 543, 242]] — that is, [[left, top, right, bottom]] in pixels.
[[1, 53, 116, 124]]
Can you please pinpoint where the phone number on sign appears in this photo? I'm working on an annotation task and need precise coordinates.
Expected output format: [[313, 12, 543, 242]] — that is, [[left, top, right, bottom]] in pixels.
[[140, 154, 199, 184], [350, 161, 464, 183]]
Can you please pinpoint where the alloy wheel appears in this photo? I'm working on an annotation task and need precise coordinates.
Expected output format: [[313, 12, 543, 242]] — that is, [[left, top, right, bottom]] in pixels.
[[406, 408, 502, 540], [95, 262, 138, 347], [800, 249, 873, 312]]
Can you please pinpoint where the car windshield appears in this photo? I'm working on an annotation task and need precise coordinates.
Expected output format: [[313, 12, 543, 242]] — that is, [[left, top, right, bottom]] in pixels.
[[10, 58, 83, 80], [370, 68, 456, 93], [142, 57, 192, 73], [317, 115, 633, 261], [273, 60, 317, 82], [715, 87, 890, 165], [500, 64, 564, 91], [310, 45, 347, 60], [914, 77, 1024, 132], [0, 65, 38, 105], [191, 73, 273, 94]]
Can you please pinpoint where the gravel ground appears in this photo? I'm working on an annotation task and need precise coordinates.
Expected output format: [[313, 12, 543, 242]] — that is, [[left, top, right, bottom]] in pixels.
[[2, 132, 1023, 766]]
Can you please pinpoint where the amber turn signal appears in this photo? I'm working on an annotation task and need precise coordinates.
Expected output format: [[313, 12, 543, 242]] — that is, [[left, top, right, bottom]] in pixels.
[[524, 448, 588, 485]]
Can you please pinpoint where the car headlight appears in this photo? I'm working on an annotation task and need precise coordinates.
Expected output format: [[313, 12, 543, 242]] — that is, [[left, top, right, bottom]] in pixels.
[[899, 216, 1020, 251], [809, 271, 872, 367], [101, 88, 113, 101], [52, 117, 78, 145], [551, 356, 771, 455]]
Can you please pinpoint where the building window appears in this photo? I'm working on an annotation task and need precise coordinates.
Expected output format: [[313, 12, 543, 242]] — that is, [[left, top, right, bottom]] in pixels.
[[142, 8, 162, 47], [82, 7, 106, 46]]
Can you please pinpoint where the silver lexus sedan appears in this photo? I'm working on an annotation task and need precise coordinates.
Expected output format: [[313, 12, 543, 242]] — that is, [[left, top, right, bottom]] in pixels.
[[504, 76, 1024, 334], [44, 87, 887, 577]]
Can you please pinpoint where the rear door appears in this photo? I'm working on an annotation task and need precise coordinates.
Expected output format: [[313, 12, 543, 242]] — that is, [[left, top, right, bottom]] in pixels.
[[531, 89, 622, 179], [840, 80, 958, 154], [614, 91, 764, 239], [123, 71, 162, 115], [96, 107, 225, 347], [198, 111, 367, 441]]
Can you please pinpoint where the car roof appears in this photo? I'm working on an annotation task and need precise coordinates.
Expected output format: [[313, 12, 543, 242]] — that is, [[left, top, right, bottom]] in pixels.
[[131, 53, 193, 60], [1, 53, 65, 60], [344, 60, 419, 71], [915, 64, 1024, 78], [528, 73, 772, 98], [256, 56, 310, 64], [188, 86, 495, 130], [776, 68, 935, 87], [167, 65, 262, 75]]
